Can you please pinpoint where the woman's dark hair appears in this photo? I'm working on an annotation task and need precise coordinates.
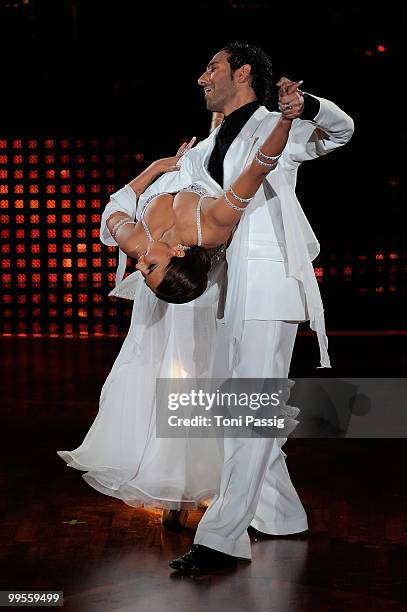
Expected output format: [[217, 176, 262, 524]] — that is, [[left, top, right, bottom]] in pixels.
[[155, 245, 211, 304], [221, 41, 273, 107]]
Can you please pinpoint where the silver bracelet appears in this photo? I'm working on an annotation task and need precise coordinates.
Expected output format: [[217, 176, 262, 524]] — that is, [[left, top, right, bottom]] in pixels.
[[223, 192, 247, 212], [254, 152, 279, 169], [257, 148, 281, 161], [110, 216, 131, 239], [229, 186, 253, 203], [111, 217, 137, 241]]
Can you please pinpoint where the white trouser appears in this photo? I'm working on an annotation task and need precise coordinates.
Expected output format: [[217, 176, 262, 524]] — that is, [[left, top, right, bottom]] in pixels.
[[194, 320, 308, 559]]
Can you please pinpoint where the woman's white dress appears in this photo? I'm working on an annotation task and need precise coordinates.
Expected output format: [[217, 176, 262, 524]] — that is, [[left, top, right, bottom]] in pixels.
[[58, 186, 226, 510]]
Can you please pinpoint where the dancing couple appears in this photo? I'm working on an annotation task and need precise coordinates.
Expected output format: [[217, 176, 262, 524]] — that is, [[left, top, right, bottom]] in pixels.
[[58, 42, 354, 573]]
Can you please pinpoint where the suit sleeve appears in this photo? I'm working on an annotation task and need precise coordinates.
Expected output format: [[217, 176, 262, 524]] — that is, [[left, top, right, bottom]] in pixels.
[[281, 94, 354, 169]]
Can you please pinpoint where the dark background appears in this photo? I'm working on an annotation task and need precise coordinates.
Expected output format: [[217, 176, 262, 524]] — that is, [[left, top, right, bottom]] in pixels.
[[0, 0, 405, 332]]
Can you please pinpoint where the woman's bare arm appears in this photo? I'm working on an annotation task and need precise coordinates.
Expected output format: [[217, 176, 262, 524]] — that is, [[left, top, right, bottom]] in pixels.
[[210, 112, 224, 133], [203, 116, 292, 229], [128, 137, 196, 198]]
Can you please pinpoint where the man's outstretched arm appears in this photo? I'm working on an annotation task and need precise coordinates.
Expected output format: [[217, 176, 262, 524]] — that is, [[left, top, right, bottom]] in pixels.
[[276, 77, 354, 167]]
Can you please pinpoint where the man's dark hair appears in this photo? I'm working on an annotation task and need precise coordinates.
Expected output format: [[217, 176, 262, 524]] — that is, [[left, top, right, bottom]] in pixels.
[[155, 245, 211, 304], [221, 41, 273, 106]]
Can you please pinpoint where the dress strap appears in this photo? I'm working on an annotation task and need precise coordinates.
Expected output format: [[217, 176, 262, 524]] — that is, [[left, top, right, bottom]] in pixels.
[[141, 218, 153, 242], [196, 195, 205, 246]]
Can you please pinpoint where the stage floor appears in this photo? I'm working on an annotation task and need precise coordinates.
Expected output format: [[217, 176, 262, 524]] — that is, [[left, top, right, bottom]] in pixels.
[[1, 336, 406, 611]]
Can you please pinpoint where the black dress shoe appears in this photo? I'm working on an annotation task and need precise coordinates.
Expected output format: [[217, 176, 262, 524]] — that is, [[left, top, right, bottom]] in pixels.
[[169, 544, 237, 573]]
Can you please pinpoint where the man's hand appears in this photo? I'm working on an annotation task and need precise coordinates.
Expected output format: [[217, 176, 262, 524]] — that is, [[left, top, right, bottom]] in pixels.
[[276, 77, 304, 119], [155, 136, 197, 173]]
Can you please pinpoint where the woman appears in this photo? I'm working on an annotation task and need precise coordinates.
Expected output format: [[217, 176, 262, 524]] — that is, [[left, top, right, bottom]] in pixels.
[[106, 112, 293, 303], [58, 114, 293, 526]]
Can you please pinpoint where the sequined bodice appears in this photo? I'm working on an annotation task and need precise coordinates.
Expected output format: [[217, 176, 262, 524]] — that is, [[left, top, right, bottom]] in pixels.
[[141, 183, 211, 246]]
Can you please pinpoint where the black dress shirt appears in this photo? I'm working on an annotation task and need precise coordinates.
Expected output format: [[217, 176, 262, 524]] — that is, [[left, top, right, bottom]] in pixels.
[[207, 95, 320, 187]]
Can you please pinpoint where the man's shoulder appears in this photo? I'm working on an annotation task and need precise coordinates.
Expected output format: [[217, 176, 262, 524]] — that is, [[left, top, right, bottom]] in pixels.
[[181, 132, 214, 163], [256, 110, 281, 129], [194, 131, 216, 150]]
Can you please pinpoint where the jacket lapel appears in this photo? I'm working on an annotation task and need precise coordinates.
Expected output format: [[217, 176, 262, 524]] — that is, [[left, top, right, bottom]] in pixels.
[[223, 106, 269, 188], [198, 106, 271, 191], [198, 127, 224, 193]]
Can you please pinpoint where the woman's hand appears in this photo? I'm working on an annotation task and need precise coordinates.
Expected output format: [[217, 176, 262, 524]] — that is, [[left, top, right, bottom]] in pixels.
[[154, 136, 197, 173], [277, 77, 304, 120]]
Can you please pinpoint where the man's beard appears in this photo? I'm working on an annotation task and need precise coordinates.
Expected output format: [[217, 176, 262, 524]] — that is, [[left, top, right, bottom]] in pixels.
[[206, 97, 223, 113]]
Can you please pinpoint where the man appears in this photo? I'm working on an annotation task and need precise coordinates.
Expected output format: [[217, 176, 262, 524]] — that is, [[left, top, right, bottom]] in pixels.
[[102, 41, 354, 571], [169, 42, 353, 572]]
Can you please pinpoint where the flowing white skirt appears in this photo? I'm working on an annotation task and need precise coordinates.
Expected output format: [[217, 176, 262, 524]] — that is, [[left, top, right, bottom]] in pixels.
[[58, 261, 226, 510]]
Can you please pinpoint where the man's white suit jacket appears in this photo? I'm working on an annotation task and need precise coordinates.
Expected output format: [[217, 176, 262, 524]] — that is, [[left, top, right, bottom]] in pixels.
[[100, 95, 354, 367]]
